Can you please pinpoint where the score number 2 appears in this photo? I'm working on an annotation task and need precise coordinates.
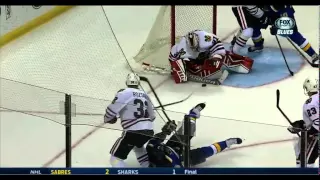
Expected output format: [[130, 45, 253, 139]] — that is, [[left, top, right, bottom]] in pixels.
[[105, 169, 109, 175]]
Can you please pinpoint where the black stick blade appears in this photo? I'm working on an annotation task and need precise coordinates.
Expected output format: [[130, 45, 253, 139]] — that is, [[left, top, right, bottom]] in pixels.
[[139, 76, 148, 82], [276, 89, 280, 107]]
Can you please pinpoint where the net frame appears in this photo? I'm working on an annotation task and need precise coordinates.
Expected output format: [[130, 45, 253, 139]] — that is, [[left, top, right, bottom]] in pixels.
[[134, 5, 218, 70], [170, 5, 217, 47]]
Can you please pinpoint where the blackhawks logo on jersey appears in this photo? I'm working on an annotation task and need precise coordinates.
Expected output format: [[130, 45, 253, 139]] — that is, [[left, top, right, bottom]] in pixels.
[[204, 35, 212, 42]]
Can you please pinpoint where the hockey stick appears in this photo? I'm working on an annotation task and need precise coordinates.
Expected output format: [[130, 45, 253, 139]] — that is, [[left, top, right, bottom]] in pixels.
[[139, 76, 171, 121], [286, 37, 318, 68], [140, 76, 185, 143], [275, 35, 294, 76], [154, 92, 193, 109], [276, 89, 300, 137]]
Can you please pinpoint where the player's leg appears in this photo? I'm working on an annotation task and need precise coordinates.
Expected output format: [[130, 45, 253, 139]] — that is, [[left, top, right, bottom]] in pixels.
[[109, 131, 135, 167], [286, 16, 319, 65], [305, 136, 318, 167], [132, 130, 154, 167], [248, 28, 264, 52], [294, 136, 318, 167], [230, 30, 242, 50], [189, 138, 242, 166], [287, 31, 319, 64], [231, 6, 255, 54]]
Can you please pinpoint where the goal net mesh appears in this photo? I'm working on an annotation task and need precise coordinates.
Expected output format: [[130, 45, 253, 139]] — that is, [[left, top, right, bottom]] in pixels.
[[134, 6, 216, 70]]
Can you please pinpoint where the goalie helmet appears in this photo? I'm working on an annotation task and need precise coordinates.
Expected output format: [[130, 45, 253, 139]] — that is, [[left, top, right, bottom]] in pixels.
[[185, 31, 200, 51], [303, 77, 319, 96], [126, 73, 140, 87]]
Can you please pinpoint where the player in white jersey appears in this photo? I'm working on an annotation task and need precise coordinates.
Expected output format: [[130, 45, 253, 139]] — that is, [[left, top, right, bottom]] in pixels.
[[169, 30, 254, 84], [230, 6, 269, 54], [287, 78, 319, 167], [104, 73, 155, 167]]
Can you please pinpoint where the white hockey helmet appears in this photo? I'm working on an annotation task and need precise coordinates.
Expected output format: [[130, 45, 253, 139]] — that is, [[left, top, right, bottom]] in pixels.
[[126, 72, 140, 87], [303, 77, 319, 96], [185, 31, 200, 51]]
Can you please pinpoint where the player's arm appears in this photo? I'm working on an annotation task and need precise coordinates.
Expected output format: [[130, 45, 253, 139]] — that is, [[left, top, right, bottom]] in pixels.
[[303, 104, 319, 135], [243, 5, 265, 18], [104, 90, 129, 124], [148, 120, 178, 146], [145, 95, 156, 121], [287, 104, 319, 135], [244, 6, 269, 28], [169, 43, 188, 84], [208, 34, 226, 58]]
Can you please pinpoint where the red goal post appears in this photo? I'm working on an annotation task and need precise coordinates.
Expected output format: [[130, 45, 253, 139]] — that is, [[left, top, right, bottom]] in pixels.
[[133, 5, 217, 70]]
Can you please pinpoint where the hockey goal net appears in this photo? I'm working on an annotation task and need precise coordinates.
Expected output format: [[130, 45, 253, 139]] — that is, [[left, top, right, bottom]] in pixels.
[[133, 6, 217, 70]]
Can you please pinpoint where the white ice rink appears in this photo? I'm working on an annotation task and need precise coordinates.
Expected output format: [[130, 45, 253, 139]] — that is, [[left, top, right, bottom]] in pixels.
[[0, 6, 319, 168]]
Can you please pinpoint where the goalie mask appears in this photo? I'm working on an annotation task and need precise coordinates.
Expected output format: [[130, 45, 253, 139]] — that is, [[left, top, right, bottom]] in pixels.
[[303, 78, 319, 96], [186, 31, 200, 51], [126, 73, 140, 87]]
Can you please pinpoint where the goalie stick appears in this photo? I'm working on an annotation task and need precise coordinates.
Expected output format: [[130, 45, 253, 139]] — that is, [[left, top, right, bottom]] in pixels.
[[142, 62, 229, 85], [276, 89, 300, 137]]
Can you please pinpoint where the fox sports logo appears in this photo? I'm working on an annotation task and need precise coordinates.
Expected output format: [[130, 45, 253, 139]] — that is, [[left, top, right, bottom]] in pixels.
[[275, 17, 295, 36]]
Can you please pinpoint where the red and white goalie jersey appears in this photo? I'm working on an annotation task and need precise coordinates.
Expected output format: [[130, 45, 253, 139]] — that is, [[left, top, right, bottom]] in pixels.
[[169, 30, 254, 84]]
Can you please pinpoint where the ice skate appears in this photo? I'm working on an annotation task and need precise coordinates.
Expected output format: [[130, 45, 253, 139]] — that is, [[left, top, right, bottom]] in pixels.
[[248, 38, 264, 52], [226, 138, 242, 148], [229, 36, 236, 50], [311, 54, 319, 67]]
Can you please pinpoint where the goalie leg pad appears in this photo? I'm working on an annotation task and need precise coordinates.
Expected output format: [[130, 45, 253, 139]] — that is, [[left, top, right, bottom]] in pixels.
[[223, 52, 253, 73], [170, 59, 187, 84]]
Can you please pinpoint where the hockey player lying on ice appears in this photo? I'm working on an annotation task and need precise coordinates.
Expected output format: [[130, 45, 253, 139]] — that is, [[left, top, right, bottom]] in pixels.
[[146, 103, 242, 167], [169, 30, 254, 85]]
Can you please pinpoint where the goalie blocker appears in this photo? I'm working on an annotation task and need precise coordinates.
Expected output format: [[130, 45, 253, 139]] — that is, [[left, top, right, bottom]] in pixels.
[[170, 51, 254, 84]]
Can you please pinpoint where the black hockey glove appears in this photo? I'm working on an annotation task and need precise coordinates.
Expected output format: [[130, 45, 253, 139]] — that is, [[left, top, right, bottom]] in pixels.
[[106, 117, 117, 124], [162, 120, 177, 135], [287, 120, 305, 134], [270, 25, 277, 35], [259, 14, 269, 29]]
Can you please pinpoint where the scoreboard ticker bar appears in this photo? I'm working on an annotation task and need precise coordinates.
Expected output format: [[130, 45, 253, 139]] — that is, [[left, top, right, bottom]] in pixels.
[[0, 168, 318, 175]]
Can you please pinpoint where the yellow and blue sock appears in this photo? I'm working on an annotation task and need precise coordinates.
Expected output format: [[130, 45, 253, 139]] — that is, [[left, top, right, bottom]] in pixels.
[[288, 32, 316, 57]]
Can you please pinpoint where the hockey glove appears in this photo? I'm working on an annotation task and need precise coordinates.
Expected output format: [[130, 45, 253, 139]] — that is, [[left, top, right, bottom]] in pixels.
[[270, 26, 277, 36], [287, 120, 305, 134], [162, 120, 177, 135], [259, 14, 269, 29], [287, 126, 302, 134], [105, 117, 117, 124]]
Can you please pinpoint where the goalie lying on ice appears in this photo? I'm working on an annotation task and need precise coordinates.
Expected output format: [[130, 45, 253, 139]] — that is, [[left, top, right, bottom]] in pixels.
[[169, 30, 254, 84], [146, 103, 242, 167]]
